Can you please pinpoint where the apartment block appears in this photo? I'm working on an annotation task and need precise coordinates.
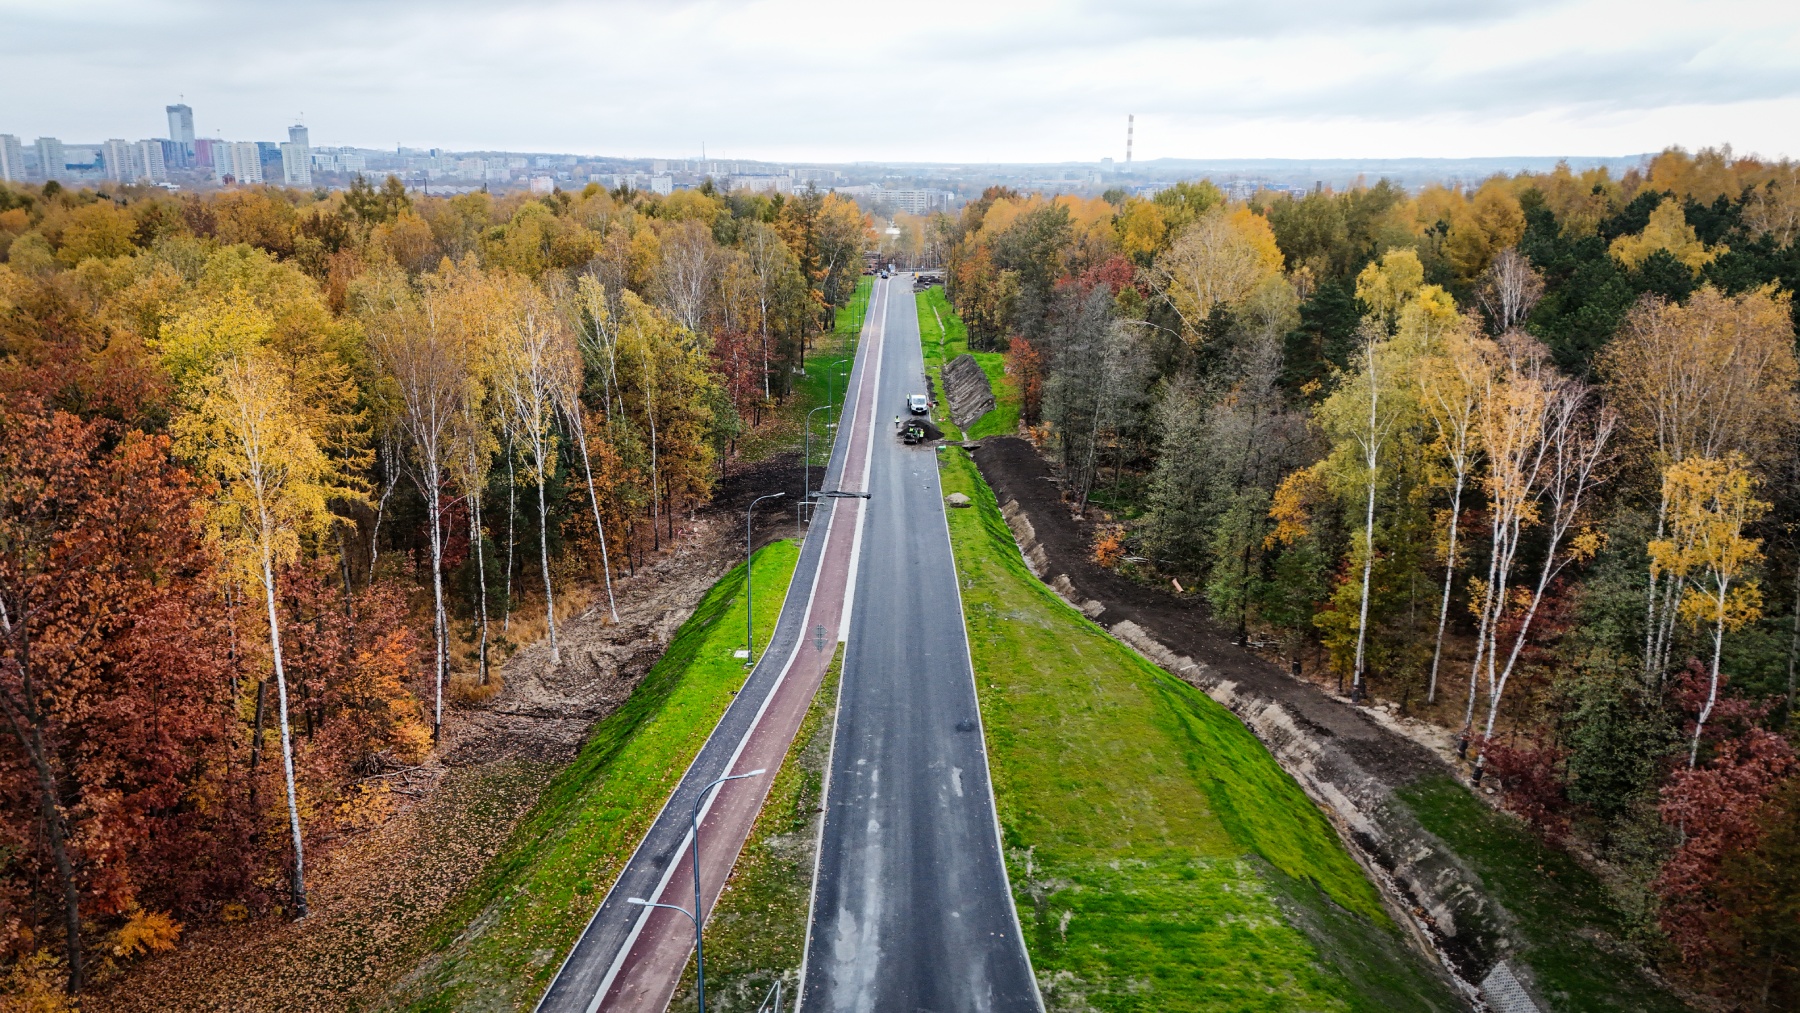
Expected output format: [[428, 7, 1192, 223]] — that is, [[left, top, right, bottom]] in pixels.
[[281, 141, 312, 185], [166, 103, 194, 165], [34, 138, 65, 183], [219, 141, 263, 184], [0, 134, 24, 183]]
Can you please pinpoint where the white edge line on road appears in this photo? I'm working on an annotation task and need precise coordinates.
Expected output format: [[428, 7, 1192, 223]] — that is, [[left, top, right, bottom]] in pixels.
[[837, 501, 865, 644], [927, 314, 1047, 1010], [836, 279, 885, 643], [797, 275, 886, 1010], [577, 499, 839, 1012], [581, 279, 884, 1013]]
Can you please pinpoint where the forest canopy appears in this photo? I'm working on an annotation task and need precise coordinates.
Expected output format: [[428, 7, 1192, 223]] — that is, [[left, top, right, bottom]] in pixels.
[[936, 146, 1800, 1009], [0, 172, 871, 999]]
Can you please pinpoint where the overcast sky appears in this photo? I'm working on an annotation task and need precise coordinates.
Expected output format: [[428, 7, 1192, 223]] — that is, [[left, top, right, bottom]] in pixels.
[[3, 0, 1796, 163]]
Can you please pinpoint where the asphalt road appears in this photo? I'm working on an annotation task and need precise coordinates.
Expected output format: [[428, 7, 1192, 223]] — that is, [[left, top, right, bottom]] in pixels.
[[799, 278, 1041, 1013], [533, 279, 888, 1013]]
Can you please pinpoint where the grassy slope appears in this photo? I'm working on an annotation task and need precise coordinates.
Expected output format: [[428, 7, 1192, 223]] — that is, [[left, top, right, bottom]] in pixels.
[[917, 286, 1019, 440], [668, 646, 843, 1013], [388, 541, 801, 1012], [940, 447, 1459, 1013], [1400, 779, 1690, 1013], [737, 278, 871, 464]]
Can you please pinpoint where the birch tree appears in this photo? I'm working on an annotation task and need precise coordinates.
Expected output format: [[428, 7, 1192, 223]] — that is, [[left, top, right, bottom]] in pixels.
[[1463, 335, 1557, 746], [1599, 287, 1796, 685], [367, 280, 468, 740], [1473, 375, 1614, 781], [1649, 455, 1769, 767], [493, 279, 572, 664], [1419, 324, 1490, 703], [656, 219, 719, 337], [1474, 247, 1545, 334], [449, 366, 498, 683], [178, 350, 346, 919], [552, 286, 620, 623]]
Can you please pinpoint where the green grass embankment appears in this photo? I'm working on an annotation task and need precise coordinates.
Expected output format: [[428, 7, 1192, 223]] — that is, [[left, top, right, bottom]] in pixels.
[[917, 287, 1019, 440], [939, 447, 1460, 1013], [669, 647, 843, 1012], [737, 278, 871, 463], [1400, 779, 1690, 1012], [389, 541, 801, 1012]]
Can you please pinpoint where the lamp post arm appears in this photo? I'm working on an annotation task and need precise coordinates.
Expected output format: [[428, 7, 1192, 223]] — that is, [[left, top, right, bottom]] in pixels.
[[687, 767, 763, 1013], [744, 493, 784, 664], [624, 897, 696, 928]]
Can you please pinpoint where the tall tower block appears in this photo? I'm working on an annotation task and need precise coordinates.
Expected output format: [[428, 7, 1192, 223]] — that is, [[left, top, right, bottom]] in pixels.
[[1126, 114, 1134, 168]]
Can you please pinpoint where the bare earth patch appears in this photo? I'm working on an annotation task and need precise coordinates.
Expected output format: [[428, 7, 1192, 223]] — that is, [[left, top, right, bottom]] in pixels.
[[85, 511, 742, 1013]]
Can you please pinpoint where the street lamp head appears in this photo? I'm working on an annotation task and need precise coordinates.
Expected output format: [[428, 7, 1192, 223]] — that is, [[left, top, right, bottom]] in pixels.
[[626, 897, 650, 905], [745, 768, 766, 777]]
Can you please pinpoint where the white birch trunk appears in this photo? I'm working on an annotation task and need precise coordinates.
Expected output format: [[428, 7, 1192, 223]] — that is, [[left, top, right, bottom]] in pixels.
[[258, 543, 308, 918]]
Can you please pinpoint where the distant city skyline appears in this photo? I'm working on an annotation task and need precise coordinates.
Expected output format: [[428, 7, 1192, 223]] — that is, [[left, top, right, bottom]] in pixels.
[[2, 0, 1795, 164]]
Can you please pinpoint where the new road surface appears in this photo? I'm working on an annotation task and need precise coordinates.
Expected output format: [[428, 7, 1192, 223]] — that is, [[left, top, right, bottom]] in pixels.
[[533, 276, 1038, 1013], [799, 277, 1040, 1012]]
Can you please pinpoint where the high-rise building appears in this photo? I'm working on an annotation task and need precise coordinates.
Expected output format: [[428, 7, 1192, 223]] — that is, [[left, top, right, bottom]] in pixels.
[[288, 124, 309, 148], [0, 134, 24, 183], [34, 138, 66, 183], [218, 141, 263, 184], [192, 137, 222, 170], [280, 142, 312, 186], [255, 141, 282, 178], [130, 140, 168, 183], [166, 103, 194, 166], [103, 139, 132, 181], [166, 104, 194, 146]]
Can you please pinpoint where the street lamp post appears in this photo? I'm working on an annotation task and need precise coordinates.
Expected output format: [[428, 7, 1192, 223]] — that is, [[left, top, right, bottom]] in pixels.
[[623, 767, 765, 1013], [745, 492, 784, 665], [830, 368, 849, 422], [803, 405, 834, 527]]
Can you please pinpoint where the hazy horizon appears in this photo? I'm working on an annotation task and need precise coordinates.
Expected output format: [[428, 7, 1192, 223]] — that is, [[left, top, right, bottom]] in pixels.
[[3, 0, 1795, 164]]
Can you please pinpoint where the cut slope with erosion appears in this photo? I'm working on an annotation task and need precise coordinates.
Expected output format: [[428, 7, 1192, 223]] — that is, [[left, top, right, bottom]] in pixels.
[[940, 446, 1463, 1013], [385, 541, 800, 1012], [971, 434, 1694, 1013]]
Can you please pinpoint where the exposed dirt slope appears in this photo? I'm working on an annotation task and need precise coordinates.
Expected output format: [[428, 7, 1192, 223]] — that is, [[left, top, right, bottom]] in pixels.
[[82, 457, 799, 1013], [972, 435, 1691, 1013]]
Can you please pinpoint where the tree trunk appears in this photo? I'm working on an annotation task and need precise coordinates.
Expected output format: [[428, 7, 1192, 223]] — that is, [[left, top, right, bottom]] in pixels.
[[1352, 350, 1380, 703], [258, 549, 308, 918], [1476, 527, 1567, 780], [427, 483, 447, 741], [1787, 561, 1800, 723], [1463, 515, 1504, 750], [1351, 478, 1377, 702], [504, 448, 516, 633], [369, 454, 399, 588], [535, 449, 559, 665], [1691, 608, 1727, 768], [1429, 473, 1464, 705], [570, 416, 619, 622], [249, 678, 267, 776], [1644, 495, 1669, 684], [0, 625, 85, 994], [469, 485, 490, 684]]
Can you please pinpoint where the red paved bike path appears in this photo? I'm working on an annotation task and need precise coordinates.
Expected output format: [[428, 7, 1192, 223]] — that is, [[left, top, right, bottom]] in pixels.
[[591, 281, 888, 1012]]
